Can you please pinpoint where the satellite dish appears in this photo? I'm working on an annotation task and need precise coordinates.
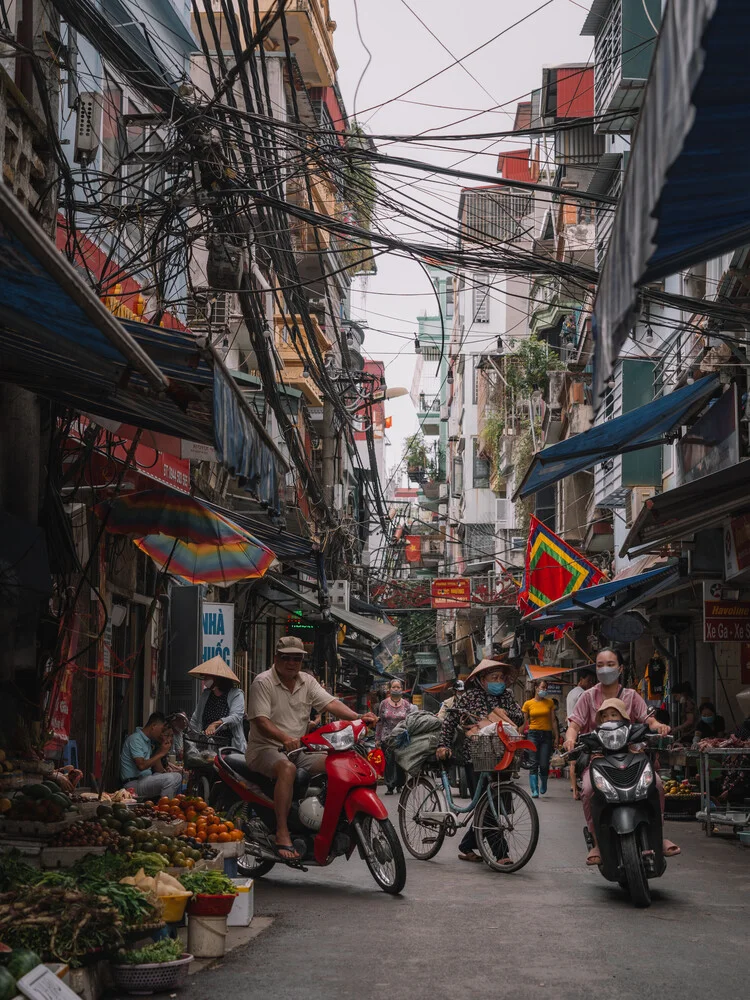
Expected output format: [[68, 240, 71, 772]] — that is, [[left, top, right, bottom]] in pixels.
[[600, 612, 646, 643]]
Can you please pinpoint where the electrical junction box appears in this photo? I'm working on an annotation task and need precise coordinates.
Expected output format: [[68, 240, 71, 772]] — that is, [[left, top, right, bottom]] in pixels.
[[330, 580, 350, 611], [74, 93, 102, 164]]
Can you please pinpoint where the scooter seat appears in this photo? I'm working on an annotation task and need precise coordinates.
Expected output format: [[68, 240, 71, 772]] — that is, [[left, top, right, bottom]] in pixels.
[[222, 752, 310, 798]]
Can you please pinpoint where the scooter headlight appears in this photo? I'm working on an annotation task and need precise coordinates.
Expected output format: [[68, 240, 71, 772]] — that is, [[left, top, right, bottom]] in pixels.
[[322, 725, 355, 751], [635, 762, 654, 796], [592, 769, 619, 802], [597, 723, 629, 751]]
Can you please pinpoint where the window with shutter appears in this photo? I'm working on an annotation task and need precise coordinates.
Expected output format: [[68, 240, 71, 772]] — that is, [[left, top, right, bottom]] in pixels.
[[472, 438, 490, 489], [472, 273, 490, 323]]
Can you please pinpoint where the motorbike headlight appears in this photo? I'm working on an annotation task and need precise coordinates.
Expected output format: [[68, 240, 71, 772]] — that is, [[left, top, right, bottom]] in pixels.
[[592, 769, 619, 802], [635, 762, 654, 796], [323, 726, 355, 751], [597, 724, 629, 751]]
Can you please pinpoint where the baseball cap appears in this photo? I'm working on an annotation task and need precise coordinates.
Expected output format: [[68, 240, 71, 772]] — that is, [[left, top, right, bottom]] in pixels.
[[276, 635, 307, 657]]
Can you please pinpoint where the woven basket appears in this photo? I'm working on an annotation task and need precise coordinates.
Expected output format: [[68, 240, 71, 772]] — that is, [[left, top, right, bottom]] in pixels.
[[110, 953, 193, 995], [468, 735, 504, 772]]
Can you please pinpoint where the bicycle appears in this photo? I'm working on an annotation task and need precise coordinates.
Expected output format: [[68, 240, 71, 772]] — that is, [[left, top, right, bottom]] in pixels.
[[397, 722, 540, 873]]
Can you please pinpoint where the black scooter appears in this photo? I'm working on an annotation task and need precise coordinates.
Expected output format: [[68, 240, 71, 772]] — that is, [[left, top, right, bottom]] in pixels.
[[569, 722, 672, 908]]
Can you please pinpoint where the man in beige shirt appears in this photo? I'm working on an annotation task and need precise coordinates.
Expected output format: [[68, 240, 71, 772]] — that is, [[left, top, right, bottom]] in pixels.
[[247, 636, 376, 861]]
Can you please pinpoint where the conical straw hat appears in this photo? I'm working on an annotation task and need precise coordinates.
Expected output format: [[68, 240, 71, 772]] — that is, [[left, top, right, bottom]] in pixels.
[[465, 658, 511, 685], [188, 655, 241, 684]]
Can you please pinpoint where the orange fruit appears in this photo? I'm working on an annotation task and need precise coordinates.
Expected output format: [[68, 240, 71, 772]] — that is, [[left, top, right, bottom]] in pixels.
[[208, 833, 219, 843], [177, 794, 186, 801], [232, 830, 244, 841], [196, 832, 206, 843], [215, 824, 227, 834], [218, 832, 231, 843], [169, 798, 180, 808], [158, 797, 169, 807], [196, 819, 207, 829], [186, 824, 197, 837], [184, 809, 197, 822], [224, 821, 234, 832]]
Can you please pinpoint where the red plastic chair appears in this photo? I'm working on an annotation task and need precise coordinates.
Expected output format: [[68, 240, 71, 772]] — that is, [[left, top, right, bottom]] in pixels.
[[494, 723, 536, 772]]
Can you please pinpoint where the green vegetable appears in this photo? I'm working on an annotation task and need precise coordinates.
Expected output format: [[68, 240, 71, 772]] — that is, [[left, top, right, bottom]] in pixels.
[[0, 851, 42, 892], [6, 949, 41, 980], [0, 965, 16, 1000], [127, 853, 168, 876], [81, 880, 157, 926], [179, 870, 238, 896], [120, 939, 183, 965], [71, 852, 130, 882]]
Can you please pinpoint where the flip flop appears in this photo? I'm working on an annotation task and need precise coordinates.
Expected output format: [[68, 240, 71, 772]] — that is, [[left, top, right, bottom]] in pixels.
[[274, 843, 301, 861], [586, 850, 601, 866], [663, 843, 681, 857], [458, 852, 483, 863]]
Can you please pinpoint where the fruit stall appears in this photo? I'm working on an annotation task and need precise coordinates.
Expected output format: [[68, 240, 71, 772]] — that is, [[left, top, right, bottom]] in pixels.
[[0, 790, 251, 999]]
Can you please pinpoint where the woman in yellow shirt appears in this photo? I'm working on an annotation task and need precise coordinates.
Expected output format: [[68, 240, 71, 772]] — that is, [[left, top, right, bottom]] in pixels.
[[522, 680, 560, 799]]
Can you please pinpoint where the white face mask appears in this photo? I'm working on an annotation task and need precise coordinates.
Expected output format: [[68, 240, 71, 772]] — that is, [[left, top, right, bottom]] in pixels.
[[596, 665, 620, 686]]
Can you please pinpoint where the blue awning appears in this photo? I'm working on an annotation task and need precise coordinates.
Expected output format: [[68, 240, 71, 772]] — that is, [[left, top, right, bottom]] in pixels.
[[522, 564, 682, 630], [515, 375, 719, 500], [0, 182, 285, 509], [592, 0, 750, 404]]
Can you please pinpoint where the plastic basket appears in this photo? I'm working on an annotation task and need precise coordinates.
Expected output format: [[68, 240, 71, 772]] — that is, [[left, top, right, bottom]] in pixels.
[[110, 954, 193, 995], [186, 892, 237, 916], [468, 735, 504, 772]]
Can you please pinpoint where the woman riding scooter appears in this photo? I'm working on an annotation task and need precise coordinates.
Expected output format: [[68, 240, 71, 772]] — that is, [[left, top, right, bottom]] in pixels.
[[563, 647, 679, 866]]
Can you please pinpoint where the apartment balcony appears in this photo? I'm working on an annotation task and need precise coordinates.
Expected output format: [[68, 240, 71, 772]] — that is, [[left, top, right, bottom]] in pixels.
[[582, 0, 661, 133], [256, 0, 337, 87], [273, 312, 332, 404], [417, 393, 441, 436]]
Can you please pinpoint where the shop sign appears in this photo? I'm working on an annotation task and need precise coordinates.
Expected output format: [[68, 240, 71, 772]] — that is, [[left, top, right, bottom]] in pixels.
[[676, 384, 739, 487], [202, 602, 234, 665], [724, 513, 750, 582], [703, 582, 750, 642], [431, 578, 471, 609]]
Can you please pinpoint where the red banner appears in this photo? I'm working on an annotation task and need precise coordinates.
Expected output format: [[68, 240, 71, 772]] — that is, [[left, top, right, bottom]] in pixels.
[[431, 578, 471, 609], [405, 536, 422, 562]]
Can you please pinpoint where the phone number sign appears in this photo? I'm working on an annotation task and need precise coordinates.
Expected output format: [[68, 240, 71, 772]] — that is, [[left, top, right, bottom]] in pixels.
[[703, 598, 750, 642]]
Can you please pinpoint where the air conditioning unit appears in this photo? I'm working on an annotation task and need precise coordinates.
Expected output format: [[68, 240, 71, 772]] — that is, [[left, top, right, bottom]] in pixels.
[[440, 404, 449, 421], [511, 536, 525, 551], [74, 93, 102, 164], [496, 498, 510, 527], [330, 580, 350, 611], [627, 487, 661, 528], [439, 483, 449, 499]]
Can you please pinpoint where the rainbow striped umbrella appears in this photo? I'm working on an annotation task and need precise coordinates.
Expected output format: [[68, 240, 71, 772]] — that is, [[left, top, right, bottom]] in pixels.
[[94, 490, 247, 545], [133, 532, 276, 585]]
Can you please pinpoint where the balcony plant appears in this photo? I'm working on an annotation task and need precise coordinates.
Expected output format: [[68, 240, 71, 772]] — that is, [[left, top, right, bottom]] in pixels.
[[505, 333, 565, 399], [405, 433, 428, 483]]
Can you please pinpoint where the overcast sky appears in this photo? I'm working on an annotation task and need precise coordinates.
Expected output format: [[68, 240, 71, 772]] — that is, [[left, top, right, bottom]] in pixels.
[[330, 0, 592, 482]]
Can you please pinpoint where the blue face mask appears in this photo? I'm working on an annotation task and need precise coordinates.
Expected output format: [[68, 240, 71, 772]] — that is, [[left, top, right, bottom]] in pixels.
[[487, 681, 506, 696], [702, 715, 715, 725]]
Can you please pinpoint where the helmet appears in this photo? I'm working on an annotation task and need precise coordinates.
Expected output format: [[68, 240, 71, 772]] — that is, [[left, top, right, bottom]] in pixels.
[[298, 795, 324, 831]]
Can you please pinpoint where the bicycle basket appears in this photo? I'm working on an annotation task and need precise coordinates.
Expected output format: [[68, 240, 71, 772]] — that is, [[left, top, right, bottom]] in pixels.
[[468, 735, 505, 772], [183, 732, 231, 769]]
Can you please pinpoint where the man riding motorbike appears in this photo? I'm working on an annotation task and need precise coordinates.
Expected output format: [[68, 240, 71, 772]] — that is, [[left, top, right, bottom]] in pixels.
[[563, 647, 680, 865], [246, 636, 376, 861]]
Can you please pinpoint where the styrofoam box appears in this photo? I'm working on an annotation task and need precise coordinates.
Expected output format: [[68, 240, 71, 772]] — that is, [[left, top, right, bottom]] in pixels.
[[226, 878, 254, 927]]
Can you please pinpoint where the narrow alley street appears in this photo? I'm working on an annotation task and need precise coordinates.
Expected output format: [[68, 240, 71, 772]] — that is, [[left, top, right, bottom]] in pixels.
[[189, 784, 750, 1000]]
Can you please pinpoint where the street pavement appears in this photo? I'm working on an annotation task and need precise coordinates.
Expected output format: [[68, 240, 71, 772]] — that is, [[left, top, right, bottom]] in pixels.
[[185, 780, 750, 1000]]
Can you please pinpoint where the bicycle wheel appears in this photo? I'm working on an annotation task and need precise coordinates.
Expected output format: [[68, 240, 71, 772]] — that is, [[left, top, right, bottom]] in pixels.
[[473, 781, 539, 873], [398, 774, 446, 860]]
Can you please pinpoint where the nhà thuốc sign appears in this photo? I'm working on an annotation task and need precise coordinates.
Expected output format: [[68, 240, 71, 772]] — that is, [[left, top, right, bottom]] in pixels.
[[202, 602, 234, 665]]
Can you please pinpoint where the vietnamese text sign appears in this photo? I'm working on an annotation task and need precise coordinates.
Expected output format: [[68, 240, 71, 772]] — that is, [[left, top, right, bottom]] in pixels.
[[431, 578, 471, 609], [202, 602, 234, 665], [703, 583, 750, 642]]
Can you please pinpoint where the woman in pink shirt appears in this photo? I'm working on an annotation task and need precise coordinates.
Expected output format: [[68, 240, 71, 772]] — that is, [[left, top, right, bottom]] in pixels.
[[564, 647, 680, 865], [376, 679, 416, 794]]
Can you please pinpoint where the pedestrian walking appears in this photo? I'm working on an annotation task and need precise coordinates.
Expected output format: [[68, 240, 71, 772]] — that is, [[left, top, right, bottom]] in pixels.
[[375, 679, 416, 794], [522, 680, 559, 798], [566, 668, 596, 798]]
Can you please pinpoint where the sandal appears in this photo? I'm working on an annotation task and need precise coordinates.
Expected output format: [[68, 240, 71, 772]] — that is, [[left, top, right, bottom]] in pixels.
[[274, 843, 301, 861], [586, 848, 601, 866], [458, 851, 483, 863], [663, 841, 681, 857]]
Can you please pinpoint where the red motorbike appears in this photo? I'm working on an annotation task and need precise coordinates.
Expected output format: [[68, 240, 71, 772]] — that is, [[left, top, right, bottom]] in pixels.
[[210, 719, 406, 894]]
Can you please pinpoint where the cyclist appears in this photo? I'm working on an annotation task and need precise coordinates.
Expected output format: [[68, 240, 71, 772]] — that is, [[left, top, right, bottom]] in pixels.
[[436, 659, 523, 863]]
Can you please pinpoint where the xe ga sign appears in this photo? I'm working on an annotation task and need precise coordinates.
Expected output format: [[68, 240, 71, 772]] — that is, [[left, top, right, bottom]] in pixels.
[[703, 583, 750, 642], [431, 578, 471, 609]]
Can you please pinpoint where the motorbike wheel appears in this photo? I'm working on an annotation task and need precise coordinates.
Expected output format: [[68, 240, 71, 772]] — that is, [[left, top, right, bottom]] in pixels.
[[398, 776, 446, 860], [473, 782, 539, 874], [224, 799, 276, 880], [356, 815, 406, 894], [187, 773, 210, 803], [619, 831, 651, 908]]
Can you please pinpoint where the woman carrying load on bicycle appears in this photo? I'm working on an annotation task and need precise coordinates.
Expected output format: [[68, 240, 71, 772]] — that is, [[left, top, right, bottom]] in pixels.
[[436, 659, 523, 863]]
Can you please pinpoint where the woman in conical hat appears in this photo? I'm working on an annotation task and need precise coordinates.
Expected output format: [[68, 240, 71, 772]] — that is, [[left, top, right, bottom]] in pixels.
[[187, 656, 246, 752]]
